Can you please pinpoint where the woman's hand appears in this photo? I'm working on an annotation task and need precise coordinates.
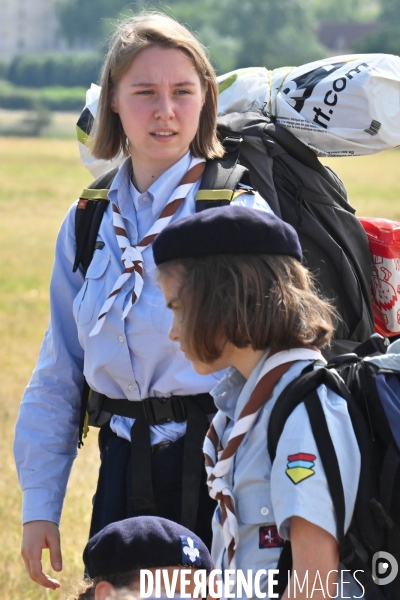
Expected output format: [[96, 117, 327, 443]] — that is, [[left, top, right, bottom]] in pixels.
[[21, 520, 62, 589], [282, 516, 339, 600]]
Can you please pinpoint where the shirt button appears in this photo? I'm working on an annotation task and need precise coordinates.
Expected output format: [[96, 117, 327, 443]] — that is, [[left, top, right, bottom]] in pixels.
[[261, 507, 269, 516], [119, 335, 124, 343], [128, 384, 134, 391]]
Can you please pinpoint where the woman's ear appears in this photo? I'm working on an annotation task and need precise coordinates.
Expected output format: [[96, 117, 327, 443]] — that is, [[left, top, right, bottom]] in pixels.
[[110, 90, 119, 114], [95, 580, 117, 599]]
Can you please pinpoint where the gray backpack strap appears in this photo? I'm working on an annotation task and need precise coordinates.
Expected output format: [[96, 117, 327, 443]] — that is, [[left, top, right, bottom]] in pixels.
[[196, 142, 251, 213]]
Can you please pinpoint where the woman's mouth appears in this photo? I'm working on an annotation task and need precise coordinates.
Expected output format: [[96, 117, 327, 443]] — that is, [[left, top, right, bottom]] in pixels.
[[151, 131, 176, 138]]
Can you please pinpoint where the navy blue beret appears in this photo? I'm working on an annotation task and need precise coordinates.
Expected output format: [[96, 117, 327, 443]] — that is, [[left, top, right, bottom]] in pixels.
[[152, 205, 302, 265], [83, 516, 213, 578]]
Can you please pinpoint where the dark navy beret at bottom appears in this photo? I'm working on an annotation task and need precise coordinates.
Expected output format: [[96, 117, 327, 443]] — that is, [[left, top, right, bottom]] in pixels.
[[83, 516, 213, 578], [152, 205, 302, 265]]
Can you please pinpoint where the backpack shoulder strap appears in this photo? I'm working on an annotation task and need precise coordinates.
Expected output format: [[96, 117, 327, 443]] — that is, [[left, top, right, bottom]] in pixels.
[[73, 167, 119, 274], [267, 364, 349, 461], [267, 365, 350, 547], [195, 142, 251, 213]]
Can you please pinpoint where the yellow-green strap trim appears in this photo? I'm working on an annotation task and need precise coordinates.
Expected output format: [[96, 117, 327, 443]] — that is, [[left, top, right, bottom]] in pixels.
[[195, 189, 234, 202], [76, 124, 91, 146], [80, 188, 110, 200]]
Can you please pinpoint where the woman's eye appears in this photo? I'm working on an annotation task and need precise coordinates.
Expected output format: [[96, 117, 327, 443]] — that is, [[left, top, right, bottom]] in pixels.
[[175, 89, 190, 95], [136, 90, 154, 95]]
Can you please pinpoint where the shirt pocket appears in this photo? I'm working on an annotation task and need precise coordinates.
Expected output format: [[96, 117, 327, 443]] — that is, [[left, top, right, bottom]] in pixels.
[[73, 249, 111, 326], [236, 484, 275, 525]]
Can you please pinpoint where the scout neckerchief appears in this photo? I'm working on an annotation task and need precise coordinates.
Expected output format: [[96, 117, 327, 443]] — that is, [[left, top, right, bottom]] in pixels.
[[89, 156, 206, 337], [203, 347, 323, 569]]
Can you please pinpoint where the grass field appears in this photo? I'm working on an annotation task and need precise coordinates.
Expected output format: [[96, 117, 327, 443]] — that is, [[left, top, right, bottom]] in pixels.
[[0, 111, 80, 140], [0, 138, 399, 599]]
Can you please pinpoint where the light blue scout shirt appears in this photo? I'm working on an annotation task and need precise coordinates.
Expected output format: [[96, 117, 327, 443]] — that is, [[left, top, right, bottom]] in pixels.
[[14, 151, 273, 525], [210, 350, 363, 599]]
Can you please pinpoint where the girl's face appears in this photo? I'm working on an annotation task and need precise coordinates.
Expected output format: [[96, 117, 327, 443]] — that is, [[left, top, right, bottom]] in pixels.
[[111, 46, 206, 180], [159, 270, 236, 376]]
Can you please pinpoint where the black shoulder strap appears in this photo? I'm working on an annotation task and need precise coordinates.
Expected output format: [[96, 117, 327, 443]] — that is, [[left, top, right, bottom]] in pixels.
[[73, 167, 118, 274], [268, 365, 351, 550], [195, 141, 250, 212], [267, 364, 350, 460]]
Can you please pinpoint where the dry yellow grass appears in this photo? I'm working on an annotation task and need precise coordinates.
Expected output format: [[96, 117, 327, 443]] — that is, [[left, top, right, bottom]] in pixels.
[[0, 110, 80, 139], [0, 138, 99, 600], [322, 151, 400, 219], [0, 139, 399, 599]]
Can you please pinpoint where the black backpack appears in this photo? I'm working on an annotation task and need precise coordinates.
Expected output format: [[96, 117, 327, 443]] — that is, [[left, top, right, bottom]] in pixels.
[[216, 110, 373, 353], [268, 334, 400, 599]]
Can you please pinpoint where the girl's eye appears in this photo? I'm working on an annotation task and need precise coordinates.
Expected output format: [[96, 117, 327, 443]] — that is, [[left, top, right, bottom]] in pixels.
[[175, 89, 190, 95], [136, 90, 154, 95]]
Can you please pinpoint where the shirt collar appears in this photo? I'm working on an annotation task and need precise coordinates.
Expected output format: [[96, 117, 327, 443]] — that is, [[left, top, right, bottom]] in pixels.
[[211, 347, 325, 422], [211, 367, 247, 420], [108, 156, 132, 209], [108, 152, 193, 219]]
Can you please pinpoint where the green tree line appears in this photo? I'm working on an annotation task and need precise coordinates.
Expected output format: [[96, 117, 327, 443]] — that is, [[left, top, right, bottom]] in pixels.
[[2, 0, 399, 92], [55, 0, 391, 75]]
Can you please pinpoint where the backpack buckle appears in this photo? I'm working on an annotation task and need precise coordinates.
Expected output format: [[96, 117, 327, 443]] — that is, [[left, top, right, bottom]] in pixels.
[[142, 396, 186, 426], [329, 353, 359, 369], [222, 136, 243, 152]]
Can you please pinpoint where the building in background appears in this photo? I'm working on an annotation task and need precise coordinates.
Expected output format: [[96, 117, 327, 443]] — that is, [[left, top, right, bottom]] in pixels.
[[0, 0, 63, 60], [318, 22, 380, 55]]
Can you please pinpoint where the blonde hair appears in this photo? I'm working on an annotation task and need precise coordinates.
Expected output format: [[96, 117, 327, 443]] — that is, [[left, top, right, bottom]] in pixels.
[[158, 254, 337, 364], [91, 12, 224, 161]]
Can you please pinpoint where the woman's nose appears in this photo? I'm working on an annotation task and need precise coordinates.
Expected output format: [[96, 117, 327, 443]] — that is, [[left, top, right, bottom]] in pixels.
[[154, 93, 175, 120], [168, 318, 180, 342]]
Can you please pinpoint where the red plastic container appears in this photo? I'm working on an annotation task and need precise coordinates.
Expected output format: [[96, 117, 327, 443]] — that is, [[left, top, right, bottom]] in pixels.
[[359, 217, 400, 336]]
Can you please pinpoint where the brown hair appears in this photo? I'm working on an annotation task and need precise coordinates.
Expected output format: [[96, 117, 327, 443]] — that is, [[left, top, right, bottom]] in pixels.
[[64, 571, 139, 600], [91, 12, 224, 161], [158, 254, 337, 364]]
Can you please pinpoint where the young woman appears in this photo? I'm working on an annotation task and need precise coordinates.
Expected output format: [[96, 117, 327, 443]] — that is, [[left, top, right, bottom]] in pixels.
[[153, 206, 363, 599], [14, 13, 271, 590]]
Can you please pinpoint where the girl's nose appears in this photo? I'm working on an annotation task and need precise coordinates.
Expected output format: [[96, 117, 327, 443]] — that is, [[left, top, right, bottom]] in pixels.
[[154, 93, 175, 120], [168, 317, 180, 342]]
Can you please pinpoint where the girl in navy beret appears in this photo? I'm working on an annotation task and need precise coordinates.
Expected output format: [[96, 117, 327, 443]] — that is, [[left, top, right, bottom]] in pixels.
[[154, 207, 363, 599]]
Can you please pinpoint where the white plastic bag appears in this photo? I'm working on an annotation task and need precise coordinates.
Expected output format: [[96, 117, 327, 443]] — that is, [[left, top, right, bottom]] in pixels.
[[77, 84, 125, 178], [218, 54, 400, 157]]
